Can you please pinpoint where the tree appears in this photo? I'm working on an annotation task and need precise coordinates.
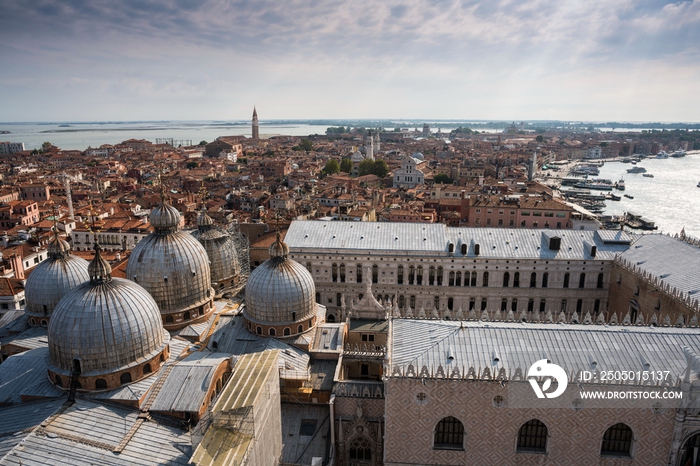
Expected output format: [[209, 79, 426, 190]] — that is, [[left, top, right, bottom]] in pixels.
[[340, 158, 353, 173], [434, 173, 453, 184], [199, 140, 207, 146], [186, 161, 199, 169], [322, 159, 340, 175], [600, 142, 609, 147], [372, 159, 389, 178], [299, 138, 313, 151], [358, 159, 375, 176], [535, 135, 544, 143]]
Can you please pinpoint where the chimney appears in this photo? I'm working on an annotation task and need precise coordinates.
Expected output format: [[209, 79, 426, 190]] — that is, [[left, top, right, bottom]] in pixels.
[[10, 254, 25, 280]]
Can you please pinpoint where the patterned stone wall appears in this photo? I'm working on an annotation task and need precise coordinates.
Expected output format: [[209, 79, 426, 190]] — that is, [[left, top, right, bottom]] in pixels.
[[384, 378, 677, 465]]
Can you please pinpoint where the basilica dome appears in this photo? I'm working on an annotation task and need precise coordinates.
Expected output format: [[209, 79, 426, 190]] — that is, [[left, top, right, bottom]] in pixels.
[[191, 208, 240, 293], [25, 231, 90, 326], [126, 200, 215, 330], [243, 232, 317, 337], [47, 245, 170, 391]]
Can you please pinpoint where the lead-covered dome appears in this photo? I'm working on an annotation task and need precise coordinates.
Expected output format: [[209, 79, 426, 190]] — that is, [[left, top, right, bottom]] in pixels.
[[243, 232, 317, 337], [47, 245, 169, 391], [25, 231, 90, 325], [126, 200, 214, 330], [191, 208, 240, 293]]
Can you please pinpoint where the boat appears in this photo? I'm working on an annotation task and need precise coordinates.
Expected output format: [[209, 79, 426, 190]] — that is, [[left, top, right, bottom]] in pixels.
[[671, 150, 687, 158], [656, 151, 669, 159], [615, 178, 625, 190], [697, 182, 700, 188], [642, 173, 654, 178], [609, 193, 621, 201], [627, 166, 647, 174], [624, 194, 634, 199]]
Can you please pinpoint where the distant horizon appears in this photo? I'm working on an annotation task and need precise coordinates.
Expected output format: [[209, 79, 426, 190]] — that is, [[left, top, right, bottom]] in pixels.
[[2, 119, 700, 126]]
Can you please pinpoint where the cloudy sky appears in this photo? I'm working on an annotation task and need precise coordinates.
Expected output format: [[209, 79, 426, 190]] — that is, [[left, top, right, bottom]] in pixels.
[[1, 0, 699, 122]]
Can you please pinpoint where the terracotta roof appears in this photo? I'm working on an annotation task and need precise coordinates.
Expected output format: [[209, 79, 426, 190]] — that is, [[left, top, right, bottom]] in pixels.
[[0, 277, 25, 297]]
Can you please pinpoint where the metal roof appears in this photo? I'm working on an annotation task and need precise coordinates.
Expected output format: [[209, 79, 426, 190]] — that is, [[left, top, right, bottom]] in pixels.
[[390, 319, 700, 384], [285, 220, 631, 260], [619, 234, 700, 296], [310, 323, 344, 353], [0, 399, 191, 465], [150, 352, 231, 414], [0, 348, 63, 404]]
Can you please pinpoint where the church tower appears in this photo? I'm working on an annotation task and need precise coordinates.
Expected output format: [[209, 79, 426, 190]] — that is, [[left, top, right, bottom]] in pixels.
[[252, 106, 259, 140]]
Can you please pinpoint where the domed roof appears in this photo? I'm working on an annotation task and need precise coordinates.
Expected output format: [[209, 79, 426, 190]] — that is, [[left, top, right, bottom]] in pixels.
[[412, 152, 424, 160], [197, 208, 214, 228], [191, 215, 239, 286], [25, 232, 90, 319], [149, 201, 181, 232], [244, 233, 316, 326], [127, 200, 213, 320], [48, 246, 169, 378]]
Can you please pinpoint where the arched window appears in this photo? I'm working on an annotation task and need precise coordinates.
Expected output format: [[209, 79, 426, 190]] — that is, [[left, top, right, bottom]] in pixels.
[[339, 263, 346, 282], [269, 328, 276, 336], [184, 311, 191, 321], [398, 295, 405, 308], [517, 419, 548, 453], [256, 326, 262, 335], [448, 271, 455, 286], [633, 284, 640, 296], [332, 263, 338, 282], [95, 379, 107, 389], [416, 266, 423, 285], [561, 299, 567, 312], [513, 272, 520, 288], [434, 296, 440, 310], [336, 293, 342, 306], [292, 311, 297, 321], [597, 273, 604, 289], [447, 297, 454, 310], [408, 265, 415, 285], [482, 271, 489, 287], [372, 264, 378, 284], [461, 243, 467, 255], [601, 423, 633, 457], [594, 299, 601, 313], [471, 271, 477, 286], [455, 271, 461, 286], [410, 295, 416, 308], [143, 363, 152, 374], [349, 437, 372, 461], [437, 266, 444, 286], [298, 324, 303, 333], [284, 327, 291, 335], [542, 272, 549, 288], [326, 314, 336, 323], [120, 372, 132, 385], [434, 416, 465, 450], [576, 299, 583, 313], [429, 266, 436, 286], [680, 432, 700, 466], [530, 272, 537, 288], [563, 273, 570, 288], [579, 273, 586, 288], [503, 272, 510, 287], [356, 264, 363, 283], [448, 243, 454, 253], [397, 265, 404, 284], [165, 315, 174, 323]]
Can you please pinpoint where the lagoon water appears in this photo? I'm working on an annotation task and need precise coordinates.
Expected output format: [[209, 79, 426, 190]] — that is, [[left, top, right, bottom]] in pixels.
[[595, 154, 700, 237], [0, 121, 333, 151]]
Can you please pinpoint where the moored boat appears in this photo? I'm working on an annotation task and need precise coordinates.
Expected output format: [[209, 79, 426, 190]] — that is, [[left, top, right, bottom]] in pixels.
[[624, 194, 634, 199], [642, 173, 654, 178], [627, 166, 647, 174]]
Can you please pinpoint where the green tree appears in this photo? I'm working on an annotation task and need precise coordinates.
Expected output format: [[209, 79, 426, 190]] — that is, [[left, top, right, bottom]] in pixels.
[[358, 159, 375, 176], [600, 142, 609, 147], [372, 159, 389, 178], [434, 173, 453, 184], [199, 140, 207, 146], [535, 135, 544, 143], [186, 161, 199, 169], [340, 158, 353, 173], [299, 138, 313, 151], [322, 159, 340, 175]]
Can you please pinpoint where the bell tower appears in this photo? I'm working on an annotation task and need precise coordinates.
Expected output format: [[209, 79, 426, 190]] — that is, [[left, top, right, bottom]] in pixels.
[[252, 106, 259, 140]]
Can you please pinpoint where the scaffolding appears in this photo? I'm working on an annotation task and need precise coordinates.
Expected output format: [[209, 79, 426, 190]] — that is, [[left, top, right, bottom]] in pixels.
[[155, 138, 193, 147], [226, 221, 251, 280]]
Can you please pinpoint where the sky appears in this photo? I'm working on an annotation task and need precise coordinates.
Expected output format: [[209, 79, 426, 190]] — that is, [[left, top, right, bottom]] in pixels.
[[1, 0, 699, 122]]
